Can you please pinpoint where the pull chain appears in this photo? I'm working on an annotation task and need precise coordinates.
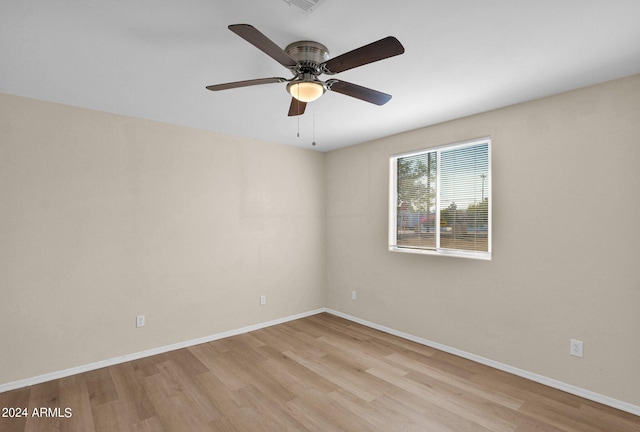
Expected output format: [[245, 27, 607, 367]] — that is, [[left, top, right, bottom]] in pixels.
[[312, 106, 316, 146]]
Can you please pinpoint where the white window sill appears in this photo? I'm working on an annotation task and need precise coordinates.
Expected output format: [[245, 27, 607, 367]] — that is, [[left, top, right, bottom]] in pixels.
[[389, 246, 492, 261]]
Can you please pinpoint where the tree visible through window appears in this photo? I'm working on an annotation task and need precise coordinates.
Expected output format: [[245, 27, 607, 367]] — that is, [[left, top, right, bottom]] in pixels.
[[390, 138, 491, 259]]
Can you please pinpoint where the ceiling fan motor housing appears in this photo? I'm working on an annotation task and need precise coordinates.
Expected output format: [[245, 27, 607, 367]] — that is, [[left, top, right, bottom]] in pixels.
[[285, 41, 330, 75]]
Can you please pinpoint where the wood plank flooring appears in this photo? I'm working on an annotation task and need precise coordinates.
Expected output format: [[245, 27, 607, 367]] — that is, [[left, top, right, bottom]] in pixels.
[[1, 313, 638, 431]]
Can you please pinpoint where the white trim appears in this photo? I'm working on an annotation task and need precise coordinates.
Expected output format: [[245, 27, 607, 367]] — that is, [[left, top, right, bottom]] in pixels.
[[324, 309, 640, 417], [2, 307, 638, 417], [0, 308, 325, 394], [389, 156, 399, 248], [388, 245, 491, 260]]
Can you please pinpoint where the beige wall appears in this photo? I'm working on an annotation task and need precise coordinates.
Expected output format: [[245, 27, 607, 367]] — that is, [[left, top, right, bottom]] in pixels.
[[2, 74, 639, 409], [326, 74, 640, 406], [0, 94, 326, 384]]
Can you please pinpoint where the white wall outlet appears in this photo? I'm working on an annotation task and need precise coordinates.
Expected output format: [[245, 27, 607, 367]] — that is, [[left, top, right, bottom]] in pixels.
[[351, 290, 357, 300], [570, 339, 583, 357], [260, 295, 266, 305], [136, 314, 145, 328]]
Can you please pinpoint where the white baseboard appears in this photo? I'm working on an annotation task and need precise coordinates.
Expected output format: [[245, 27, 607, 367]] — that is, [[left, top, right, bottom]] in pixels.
[[0, 308, 325, 394], [324, 308, 640, 417], [2, 307, 638, 417]]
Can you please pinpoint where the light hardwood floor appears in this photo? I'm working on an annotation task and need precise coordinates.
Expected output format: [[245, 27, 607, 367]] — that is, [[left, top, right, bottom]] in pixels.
[[1, 313, 638, 431]]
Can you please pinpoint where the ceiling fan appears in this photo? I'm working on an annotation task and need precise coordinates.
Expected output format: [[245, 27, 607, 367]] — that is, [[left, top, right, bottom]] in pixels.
[[206, 24, 405, 116]]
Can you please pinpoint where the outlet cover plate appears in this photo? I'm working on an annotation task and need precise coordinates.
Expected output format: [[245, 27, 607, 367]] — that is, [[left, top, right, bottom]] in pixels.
[[570, 339, 583, 357]]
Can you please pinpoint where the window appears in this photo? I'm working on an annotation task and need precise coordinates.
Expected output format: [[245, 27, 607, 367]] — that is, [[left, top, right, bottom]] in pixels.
[[389, 137, 491, 259]]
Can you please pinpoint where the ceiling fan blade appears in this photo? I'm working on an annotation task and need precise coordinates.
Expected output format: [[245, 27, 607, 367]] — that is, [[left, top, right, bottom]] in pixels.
[[328, 80, 392, 105], [206, 77, 286, 91], [288, 98, 307, 116], [322, 36, 404, 74], [229, 24, 298, 68]]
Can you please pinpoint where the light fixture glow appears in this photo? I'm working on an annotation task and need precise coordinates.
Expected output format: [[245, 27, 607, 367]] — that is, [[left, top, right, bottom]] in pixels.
[[288, 81, 325, 102]]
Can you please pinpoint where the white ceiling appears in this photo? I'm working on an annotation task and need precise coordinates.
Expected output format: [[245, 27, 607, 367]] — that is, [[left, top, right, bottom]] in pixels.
[[2, 1, 640, 152]]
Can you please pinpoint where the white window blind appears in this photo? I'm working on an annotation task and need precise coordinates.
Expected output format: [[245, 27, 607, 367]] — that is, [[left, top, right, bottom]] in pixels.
[[390, 138, 491, 259]]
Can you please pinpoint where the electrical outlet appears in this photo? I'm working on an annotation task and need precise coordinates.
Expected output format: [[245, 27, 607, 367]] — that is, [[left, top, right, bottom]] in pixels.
[[260, 295, 266, 305], [351, 290, 356, 300], [136, 315, 145, 328], [570, 339, 583, 357]]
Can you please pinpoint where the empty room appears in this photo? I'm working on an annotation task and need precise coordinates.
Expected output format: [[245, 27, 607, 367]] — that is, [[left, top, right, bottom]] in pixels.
[[1, 1, 639, 431]]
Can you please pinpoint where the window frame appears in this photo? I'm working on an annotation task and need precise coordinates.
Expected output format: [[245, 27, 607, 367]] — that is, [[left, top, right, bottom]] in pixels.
[[389, 137, 492, 260]]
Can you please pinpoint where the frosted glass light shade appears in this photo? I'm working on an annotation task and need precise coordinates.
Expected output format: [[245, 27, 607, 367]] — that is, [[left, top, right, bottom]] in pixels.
[[288, 81, 325, 102]]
